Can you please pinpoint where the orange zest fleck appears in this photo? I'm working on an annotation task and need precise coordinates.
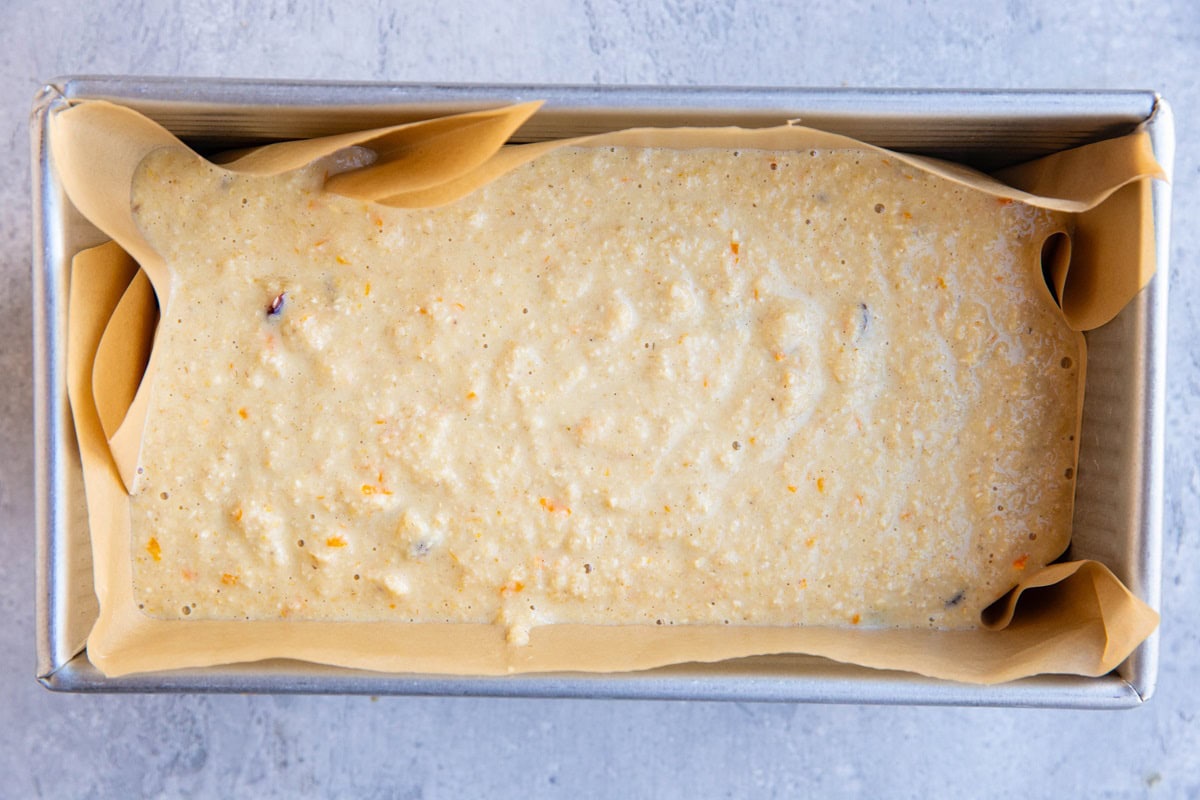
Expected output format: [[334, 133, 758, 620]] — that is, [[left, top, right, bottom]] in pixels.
[[364, 281, 371, 296], [854, 493, 864, 506], [1013, 554, 1029, 570], [361, 484, 375, 495], [500, 580, 525, 596], [538, 497, 572, 515], [805, 537, 817, 548], [787, 485, 797, 493], [816, 476, 826, 493], [799, 578, 808, 589], [221, 573, 239, 586], [851, 613, 861, 625], [997, 197, 1014, 205], [730, 241, 740, 257], [237, 407, 248, 420], [312, 237, 329, 248], [902, 210, 912, 219], [774, 351, 786, 362], [373, 216, 384, 228], [454, 302, 466, 311], [146, 537, 162, 562], [466, 391, 478, 400], [336, 255, 349, 265], [375, 418, 386, 425], [231, 507, 243, 522], [326, 536, 347, 548], [936, 276, 947, 289], [181, 568, 195, 581], [663, 504, 671, 513]]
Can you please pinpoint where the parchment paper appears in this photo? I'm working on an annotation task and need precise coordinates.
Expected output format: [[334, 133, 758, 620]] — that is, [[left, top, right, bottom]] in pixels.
[[53, 100, 1162, 682]]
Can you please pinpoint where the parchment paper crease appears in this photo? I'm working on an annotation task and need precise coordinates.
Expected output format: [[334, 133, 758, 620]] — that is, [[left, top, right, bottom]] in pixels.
[[52, 99, 1162, 682]]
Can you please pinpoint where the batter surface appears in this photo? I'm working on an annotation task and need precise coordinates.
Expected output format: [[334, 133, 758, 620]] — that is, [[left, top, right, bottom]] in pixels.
[[128, 144, 1080, 642]]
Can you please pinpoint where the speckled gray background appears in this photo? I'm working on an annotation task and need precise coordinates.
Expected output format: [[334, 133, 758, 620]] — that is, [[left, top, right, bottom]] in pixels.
[[2, 1, 1198, 797]]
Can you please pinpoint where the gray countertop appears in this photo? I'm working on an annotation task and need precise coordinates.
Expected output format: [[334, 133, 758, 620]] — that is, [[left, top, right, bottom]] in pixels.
[[2, 1, 1198, 797]]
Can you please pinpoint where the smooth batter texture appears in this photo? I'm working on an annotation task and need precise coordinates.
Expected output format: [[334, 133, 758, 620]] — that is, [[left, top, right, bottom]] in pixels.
[[128, 144, 1080, 643]]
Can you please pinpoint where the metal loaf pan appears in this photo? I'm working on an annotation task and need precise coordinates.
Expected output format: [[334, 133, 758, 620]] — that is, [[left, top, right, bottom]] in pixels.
[[32, 78, 1172, 706]]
